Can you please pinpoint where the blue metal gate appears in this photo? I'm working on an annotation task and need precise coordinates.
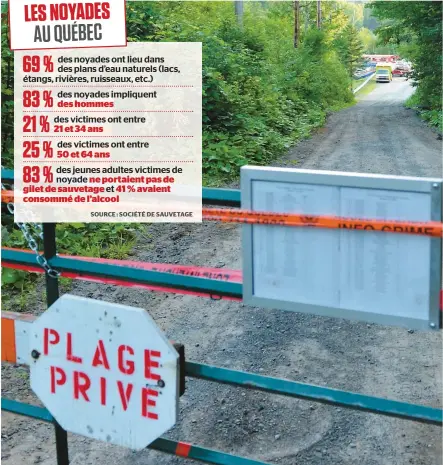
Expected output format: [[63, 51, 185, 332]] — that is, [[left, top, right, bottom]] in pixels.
[[1, 167, 442, 465]]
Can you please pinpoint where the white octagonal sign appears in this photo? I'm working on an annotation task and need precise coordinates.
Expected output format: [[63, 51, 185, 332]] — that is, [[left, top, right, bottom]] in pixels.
[[29, 294, 179, 450]]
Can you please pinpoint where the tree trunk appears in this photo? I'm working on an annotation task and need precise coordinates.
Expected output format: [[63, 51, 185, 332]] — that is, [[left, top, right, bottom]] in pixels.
[[317, 0, 321, 29], [235, 1, 244, 27], [294, 0, 300, 48]]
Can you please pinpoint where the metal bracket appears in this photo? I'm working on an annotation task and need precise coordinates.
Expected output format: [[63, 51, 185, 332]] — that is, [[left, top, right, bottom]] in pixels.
[[173, 342, 185, 396]]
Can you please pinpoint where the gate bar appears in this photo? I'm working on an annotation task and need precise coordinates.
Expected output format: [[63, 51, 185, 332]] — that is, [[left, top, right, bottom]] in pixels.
[[1, 249, 243, 298], [202, 187, 241, 207], [2, 310, 441, 426], [1, 399, 272, 465], [185, 362, 443, 426], [152, 438, 271, 465]]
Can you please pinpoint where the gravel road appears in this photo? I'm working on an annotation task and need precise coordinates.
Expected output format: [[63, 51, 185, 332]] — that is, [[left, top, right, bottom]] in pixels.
[[2, 78, 442, 465], [278, 78, 442, 174]]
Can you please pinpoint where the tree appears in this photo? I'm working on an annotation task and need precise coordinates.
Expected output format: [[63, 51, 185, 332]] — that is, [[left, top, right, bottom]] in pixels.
[[358, 27, 377, 53], [363, 6, 379, 31], [235, 1, 243, 27], [294, 0, 300, 47], [341, 1, 364, 28], [317, 0, 321, 29], [1, 9, 14, 164], [311, 1, 349, 42], [336, 24, 365, 78], [370, 1, 442, 110]]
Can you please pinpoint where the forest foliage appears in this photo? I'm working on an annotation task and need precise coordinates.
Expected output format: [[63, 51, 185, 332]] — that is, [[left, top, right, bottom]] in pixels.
[[0, 1, 362, 295], [370, 1, 442, 131], [0, 1, 365, 296], [1, 1, 363, 183], [2, 1, 441, 295]]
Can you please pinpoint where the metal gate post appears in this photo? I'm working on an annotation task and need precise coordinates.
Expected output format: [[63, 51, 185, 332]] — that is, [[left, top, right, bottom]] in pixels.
[[42, 223, 70, 465]]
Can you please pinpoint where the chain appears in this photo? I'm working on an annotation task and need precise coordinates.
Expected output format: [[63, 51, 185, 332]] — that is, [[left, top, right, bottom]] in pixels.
[[1, 171, 60, 278]]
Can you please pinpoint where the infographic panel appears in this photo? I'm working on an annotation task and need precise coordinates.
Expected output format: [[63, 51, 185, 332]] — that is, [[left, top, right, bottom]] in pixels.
[[14, 42, 202, 223]]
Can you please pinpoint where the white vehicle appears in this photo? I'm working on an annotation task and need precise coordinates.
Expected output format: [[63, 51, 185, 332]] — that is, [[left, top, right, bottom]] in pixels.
[[375, 63, 395, 83]]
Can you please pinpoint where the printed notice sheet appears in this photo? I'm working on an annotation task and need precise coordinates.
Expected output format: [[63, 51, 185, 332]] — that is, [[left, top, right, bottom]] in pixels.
[[338, 188, 431, 320], [250, 180, 432, 320], [252, 181, 341, 307]]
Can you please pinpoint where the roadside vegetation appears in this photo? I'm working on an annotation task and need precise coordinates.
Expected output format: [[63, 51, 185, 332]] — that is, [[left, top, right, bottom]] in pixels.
[[8, 1, 440, 303], [1, 1, 367, 300], [2, 2, 368, 182], [369, 1, 442, 132], [354, 75, 377, 98]]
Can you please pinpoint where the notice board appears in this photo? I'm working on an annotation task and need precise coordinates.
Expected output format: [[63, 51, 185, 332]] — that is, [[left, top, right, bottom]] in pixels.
[[241, 166, 442, 331]]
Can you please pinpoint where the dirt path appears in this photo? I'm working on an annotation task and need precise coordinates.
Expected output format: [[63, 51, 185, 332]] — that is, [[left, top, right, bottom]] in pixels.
[[2, 78, 442, 465], [279, 78, 442, 175]]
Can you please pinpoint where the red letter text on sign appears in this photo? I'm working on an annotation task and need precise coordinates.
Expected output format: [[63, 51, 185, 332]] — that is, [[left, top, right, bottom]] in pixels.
[[141, 388, 158, 420], [117, 381, 133, 411], [66, 332, 82, 363], [118, 345, 135, 375], [92, 340, 110, 369], [24, 4, 46, 22], [73, 371, 91, 402], [144, 350, 161, 381], [50, 366, 66, 394], [44, 328, 60, 355], [100, 377, 106, 406]]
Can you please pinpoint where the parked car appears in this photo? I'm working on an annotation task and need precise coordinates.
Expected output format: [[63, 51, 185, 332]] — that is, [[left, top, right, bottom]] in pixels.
[[375, 64, 393, 83]]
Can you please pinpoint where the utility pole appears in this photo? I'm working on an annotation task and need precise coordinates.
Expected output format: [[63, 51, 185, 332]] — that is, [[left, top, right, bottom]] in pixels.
[[317, 0, 321, 29], [294, 0, 300, 48], [235, 1, 244, 27]]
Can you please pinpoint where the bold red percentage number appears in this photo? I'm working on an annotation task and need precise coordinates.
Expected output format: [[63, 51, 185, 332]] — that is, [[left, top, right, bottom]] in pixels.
[[23, 166, 40, 183], [23, 166, 55, 184], [22, 56, 40, 72], [22, 90, 53, 108], [23, 116, 50, 132], [22, 56, 53, 72], [23, 141, 53, 159], [23, 90, 40, 108], [23, 141, 40, 158], [23, 166, 53, 183]]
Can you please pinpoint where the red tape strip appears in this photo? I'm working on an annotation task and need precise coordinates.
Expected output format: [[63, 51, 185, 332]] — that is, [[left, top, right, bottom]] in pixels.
[[175, 441, 192, 457], [1, 248, 242, 302], [2, 248, 442, 310]]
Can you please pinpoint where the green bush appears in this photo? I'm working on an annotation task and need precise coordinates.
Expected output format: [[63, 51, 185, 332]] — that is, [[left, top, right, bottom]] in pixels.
[[371, 1, 442, 130], [1, 1, 359, 294], [406, 92, 443, 132], [1, 2, 355, 183], [144, 4, 354, 182]]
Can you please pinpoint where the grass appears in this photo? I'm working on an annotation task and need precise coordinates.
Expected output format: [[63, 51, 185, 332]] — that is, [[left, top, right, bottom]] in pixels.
[[1, 222, 142, 312], [354, 76, 377, 99], [405, 92, 443, 133]]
